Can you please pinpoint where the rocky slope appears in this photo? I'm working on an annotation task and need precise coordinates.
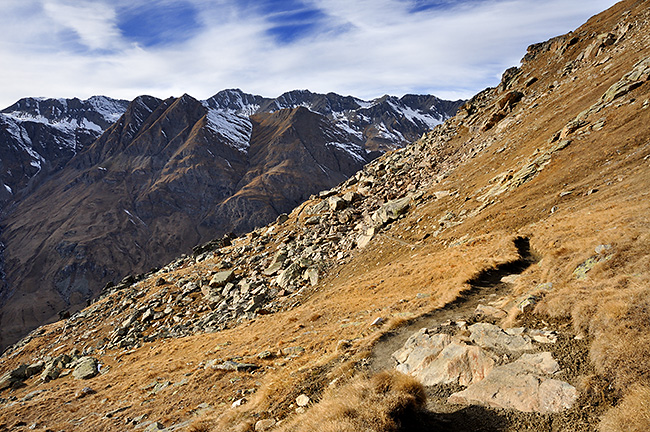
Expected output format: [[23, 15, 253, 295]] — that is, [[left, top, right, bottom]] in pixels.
[[1, 1, 649, 431], [0, 90, 461, 352]]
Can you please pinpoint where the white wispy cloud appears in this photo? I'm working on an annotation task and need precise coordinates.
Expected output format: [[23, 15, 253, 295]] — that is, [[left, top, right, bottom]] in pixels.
[[0, 0, 620, 108], [42, 0, 123, 51]]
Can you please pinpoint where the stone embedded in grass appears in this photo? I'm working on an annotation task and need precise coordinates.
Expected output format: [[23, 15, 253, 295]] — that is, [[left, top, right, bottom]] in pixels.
[[255, 419, 277, 431], [573, 250, 613, 280], [207, 360, 259, 372], [296, 394, 310, 406]]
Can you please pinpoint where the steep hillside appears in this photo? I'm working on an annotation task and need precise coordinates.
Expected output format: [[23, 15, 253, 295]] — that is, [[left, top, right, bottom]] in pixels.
[[1, 1, 649, 431]]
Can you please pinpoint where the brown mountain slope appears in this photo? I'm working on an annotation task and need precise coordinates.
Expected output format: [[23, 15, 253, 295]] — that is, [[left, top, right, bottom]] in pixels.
[[0, 98, 373, 351], [0, 1, 649, 431]]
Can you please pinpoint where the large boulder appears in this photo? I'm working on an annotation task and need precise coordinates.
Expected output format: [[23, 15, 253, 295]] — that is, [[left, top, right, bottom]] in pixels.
[[372, 197, 411, 226], [0, 364, 28, 390], [208, 270, 235, 288], [72, 357, 99, 380]]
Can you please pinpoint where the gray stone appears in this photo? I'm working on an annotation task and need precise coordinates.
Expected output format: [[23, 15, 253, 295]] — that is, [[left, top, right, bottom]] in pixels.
[[143, 422, 165, 431], [24, 361, 45, 378], [448, 352, 577, 413], [201, 285, 222, 303], [40, 365, 61, 382], [373, 197, 411, 225], [275, 213, 289, 225], [342, 191, 360, 203], [0, 364, 28, 390], [328, 196, 346, 211], [52, 353, 72, 369], [276, 262, 303, 289], [207, 360, 259, 372], [264, 250, 287, 276], [257, 351, 274, 360], [72, 357, 99, 380], [303, 267, 319, 286], [518, 295, 538, 313], [602, 57, 650, 103], [245, 294, 266, 313], [356, 227, 376, 249], [141, 308, 155, 322], [209, 270, 235, 288]]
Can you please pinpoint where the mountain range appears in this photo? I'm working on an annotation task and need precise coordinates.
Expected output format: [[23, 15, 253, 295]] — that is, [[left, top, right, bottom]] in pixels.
[[0, 1, 649, 431], [0, 89, 463, 351]]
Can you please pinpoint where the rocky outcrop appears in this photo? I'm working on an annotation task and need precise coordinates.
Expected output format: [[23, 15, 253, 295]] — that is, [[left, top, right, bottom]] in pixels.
[[393, 322, 577, 414]]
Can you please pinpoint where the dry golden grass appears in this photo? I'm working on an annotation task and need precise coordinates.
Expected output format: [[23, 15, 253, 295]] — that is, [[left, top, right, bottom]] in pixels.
[[535, 225, 650, 393], [2, 3, 650, 431], [599, 384, 650, 432], [275, 370, 427, 432]]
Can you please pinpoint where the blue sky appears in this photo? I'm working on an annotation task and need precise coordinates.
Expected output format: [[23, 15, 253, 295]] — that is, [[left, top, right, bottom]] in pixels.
[[0, 0, 620, 108]]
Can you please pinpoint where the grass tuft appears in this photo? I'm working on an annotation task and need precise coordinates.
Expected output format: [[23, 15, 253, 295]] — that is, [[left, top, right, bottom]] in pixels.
[[275, 370, 427, 432], [599, 384, 650, 432]]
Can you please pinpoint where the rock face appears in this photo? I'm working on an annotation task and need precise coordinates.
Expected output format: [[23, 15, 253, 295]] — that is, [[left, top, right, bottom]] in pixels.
[[0, 90, 462, 351], [395, 331, 496, 387], [468, 323, 535, 352]]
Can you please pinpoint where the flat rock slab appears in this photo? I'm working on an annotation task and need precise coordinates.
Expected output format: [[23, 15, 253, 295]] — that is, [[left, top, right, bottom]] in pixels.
[[469, 322, 534, 352], [448, 352, 577, 413]]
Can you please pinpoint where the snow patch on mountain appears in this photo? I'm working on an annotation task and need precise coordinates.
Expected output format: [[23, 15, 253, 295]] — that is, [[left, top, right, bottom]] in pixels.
[[375, 122, 405, 142], [402, 105, 443, 128], [87, 96, 129, 123], [331, 113, 364, 140], [3, 112, 103, 133], [387, 100, 443, 129], [205, 109, 253, 153], [326, 141, 368, 164]]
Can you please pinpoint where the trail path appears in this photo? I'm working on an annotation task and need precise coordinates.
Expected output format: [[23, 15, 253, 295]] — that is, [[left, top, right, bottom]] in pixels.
[[369, 237, 535, 374]]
